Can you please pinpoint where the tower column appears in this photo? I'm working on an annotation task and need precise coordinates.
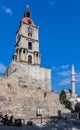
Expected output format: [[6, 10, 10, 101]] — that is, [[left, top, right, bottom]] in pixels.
[[71, 64, 76, 96], [17, 49, 20, 61], [38, 53, 40, 65], [34, 52, 37, 64], [25, 49, 27, 62], [19, 49, 23, 61]]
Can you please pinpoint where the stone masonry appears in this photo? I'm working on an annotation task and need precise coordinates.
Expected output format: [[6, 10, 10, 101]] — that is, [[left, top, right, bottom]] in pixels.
[[0, 6, 70, 120], [0, 76, 60, 119], [5, 61, 51, 91], [5, 6, 51, 92]]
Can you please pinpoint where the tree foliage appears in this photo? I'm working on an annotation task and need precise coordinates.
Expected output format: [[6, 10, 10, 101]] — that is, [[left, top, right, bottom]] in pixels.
[[65, 100, 72, 109], [59, 90, 66, 104], [59, 90, 72, 110]]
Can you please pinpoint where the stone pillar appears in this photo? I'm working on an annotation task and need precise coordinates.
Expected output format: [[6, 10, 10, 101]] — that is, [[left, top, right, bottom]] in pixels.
[[23, 49, 25, 61], [20, 49, 24, 61], [34, 52, 35, 64], [38, 53, 40, 65], [25, 49, 27, 62], [34, 52, 37, 64], [36, 53, 39, 65], [22, 49, 24, 61], [13, 55, 17, 61], [17, 49, 19, 61], [34, 52, 40, 65]]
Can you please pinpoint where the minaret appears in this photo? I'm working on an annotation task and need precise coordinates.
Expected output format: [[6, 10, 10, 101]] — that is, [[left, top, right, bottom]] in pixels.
[[71, 64, 76, 96]]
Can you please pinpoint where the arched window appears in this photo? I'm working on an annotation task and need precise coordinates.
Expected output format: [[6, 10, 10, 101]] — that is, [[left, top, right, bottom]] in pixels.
[[28, 42, 32, 50], [27, 12, 30, 18], [36, 53, 38, 57], [28, 20, 31, 24], [28, 33, 32, 37], [28, 55, 32, 64], [23, 49, 25, 53]]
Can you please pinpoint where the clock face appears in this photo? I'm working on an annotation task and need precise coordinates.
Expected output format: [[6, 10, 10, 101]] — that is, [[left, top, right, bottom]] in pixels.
[[28, 27, 33, 33]]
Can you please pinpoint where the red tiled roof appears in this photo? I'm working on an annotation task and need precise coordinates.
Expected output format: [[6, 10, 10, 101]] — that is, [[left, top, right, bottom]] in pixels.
[[22, 17, 35, 26]]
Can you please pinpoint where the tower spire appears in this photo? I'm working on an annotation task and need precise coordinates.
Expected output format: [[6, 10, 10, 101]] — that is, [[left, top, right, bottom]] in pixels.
[[22, 6, 35, 26], [71, 64, 76, 96], [24, 5, 31, 18]]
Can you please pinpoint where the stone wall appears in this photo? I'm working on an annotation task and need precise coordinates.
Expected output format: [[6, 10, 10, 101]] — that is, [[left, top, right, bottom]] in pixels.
[[17, 22, 39, 41], [0, 76, 70, 120], [5, 61, 51, 92], [0, 76, 61, 119], [16, 22, 40, 64], [17, 36, 39, 52]]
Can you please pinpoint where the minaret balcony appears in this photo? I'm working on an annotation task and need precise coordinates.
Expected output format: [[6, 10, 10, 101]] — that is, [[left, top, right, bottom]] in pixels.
[[71, 79, 76, 82], [71, 72, 75, 75]]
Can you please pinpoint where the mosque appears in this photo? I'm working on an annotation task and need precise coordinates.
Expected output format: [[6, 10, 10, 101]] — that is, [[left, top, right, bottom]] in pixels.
[[61, 64, 80, 104]]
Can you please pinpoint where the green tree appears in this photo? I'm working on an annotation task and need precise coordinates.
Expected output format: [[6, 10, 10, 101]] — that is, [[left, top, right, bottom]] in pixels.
[[65, 100, 72, 109], [59, 90, 72, 110], [59, 90, 66, 104]]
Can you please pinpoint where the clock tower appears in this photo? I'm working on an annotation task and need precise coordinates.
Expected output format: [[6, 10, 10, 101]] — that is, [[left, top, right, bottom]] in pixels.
[[13, 6, 40, 65], [5, 6, 51, 92]]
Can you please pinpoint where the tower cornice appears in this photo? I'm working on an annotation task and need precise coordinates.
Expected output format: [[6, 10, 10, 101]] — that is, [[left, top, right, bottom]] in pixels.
[[15, 35, 39, 47], [21, 21, 39, 29], [16, 21, 39, 35]]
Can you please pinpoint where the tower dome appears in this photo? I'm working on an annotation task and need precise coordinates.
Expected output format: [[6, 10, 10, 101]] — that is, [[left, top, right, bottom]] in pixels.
[[22, 5, 35, 26]]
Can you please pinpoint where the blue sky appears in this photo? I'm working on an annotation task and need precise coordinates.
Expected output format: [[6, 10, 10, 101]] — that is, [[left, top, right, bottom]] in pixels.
[[0, 0, 80, 94]]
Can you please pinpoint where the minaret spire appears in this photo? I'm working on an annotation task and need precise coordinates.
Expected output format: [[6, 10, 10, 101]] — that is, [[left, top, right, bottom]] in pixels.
[[71, 64, 76, 96]]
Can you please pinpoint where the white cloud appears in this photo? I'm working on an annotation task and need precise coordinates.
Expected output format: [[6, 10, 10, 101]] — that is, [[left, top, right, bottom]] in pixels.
[[60, 65, 69, 69], [58, 70, 80, 86], [52, 64, 69, 71], [50, 0, 56, 7], [0, 63, 6, 74], [52, 66, 56, 70], [57, 70, 70, 77], [5, 8, 12, 15], [1, 6, 12, 15], [59, 78, 70, 86]]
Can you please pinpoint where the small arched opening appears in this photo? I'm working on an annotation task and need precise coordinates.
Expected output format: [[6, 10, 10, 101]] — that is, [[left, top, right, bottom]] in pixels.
[[28, 55, 32, 64], [28, 20, 31, 24], [28, 42, 32, 50]]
